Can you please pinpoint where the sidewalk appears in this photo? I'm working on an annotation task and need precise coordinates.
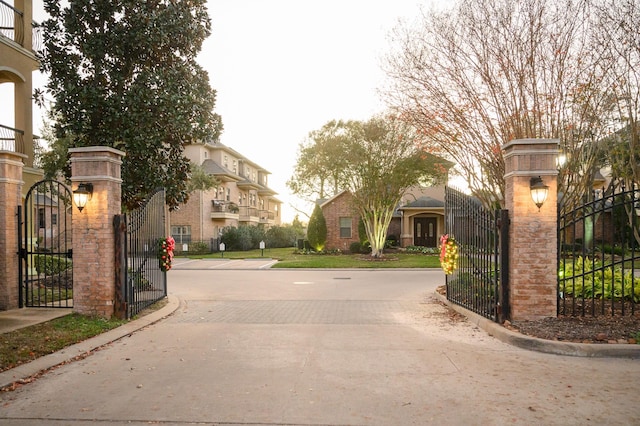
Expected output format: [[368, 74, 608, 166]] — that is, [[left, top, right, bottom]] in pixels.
[[0, 295, 181, 389]]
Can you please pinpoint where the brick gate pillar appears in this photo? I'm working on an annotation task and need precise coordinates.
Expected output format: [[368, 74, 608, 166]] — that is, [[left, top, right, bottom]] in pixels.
[[502, 139, 559, 321], [70, 147, 124, 318], [0, 151, 26, 310]]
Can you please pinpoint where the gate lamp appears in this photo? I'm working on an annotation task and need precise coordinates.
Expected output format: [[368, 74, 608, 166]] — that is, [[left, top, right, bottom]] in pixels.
[[530, 176, 549, 211], [73, 182, 93, 212]]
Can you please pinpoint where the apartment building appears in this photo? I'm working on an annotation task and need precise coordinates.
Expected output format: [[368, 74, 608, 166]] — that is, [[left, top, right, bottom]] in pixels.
[[0, 0, 42, 192], [170, 140, 282, 247]]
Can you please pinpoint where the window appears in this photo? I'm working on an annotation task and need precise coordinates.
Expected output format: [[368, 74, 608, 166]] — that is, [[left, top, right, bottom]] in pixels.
[[226, 188, 231, 201], [51, 213, 58, 226], [233, 160, 237, 173], [224, 155, 228, 168], [339, 217, 352, 238], [38, 208, 45, 229], [171, 226, 191, 244], [204, 151, 208, 159]]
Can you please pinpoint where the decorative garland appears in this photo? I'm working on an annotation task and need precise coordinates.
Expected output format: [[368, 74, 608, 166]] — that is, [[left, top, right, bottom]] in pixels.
[[159, 236, 175, 272], [439, 234, 458, 275]]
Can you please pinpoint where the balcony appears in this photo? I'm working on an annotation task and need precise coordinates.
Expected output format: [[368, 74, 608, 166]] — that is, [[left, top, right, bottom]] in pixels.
[[238, 205, 259, 224], [210, 200, 239, 220], [0, 0, 43, 54], [0, 124, 25, 154], [259, 210, 275, 225]]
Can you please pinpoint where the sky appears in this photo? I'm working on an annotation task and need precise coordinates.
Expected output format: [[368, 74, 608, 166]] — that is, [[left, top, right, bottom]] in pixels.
[[201, 0, 444, 222], [17, 0, 452, 223]]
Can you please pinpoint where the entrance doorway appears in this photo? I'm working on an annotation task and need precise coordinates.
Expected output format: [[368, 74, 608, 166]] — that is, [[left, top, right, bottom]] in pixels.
[[414, 217, 437, 247]]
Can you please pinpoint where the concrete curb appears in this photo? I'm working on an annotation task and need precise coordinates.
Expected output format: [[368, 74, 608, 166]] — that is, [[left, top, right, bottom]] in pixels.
[[0, 295, 181, 389], [434, 291, 640, 359]]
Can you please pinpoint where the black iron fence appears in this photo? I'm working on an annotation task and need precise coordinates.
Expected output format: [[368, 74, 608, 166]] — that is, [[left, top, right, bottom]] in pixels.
[[18, 179, 73, 308], [114, 189, 167, 319], [558, 183, 639, 316], [444, 187, 509, 322]]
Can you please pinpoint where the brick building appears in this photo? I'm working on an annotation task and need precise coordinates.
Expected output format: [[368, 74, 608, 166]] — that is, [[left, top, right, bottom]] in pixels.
[[170, 140, 282, 250], [321, 185, 447, 252], [1, 0, 43, 193]]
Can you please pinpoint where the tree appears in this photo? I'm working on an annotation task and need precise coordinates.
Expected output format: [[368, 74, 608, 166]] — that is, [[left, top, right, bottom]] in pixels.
[[306, 204, 327, 252], [383, 0, 609, 210], [186, 162, 219, 193], [41, 0, 223, 211], [340, 116, 448, 257], [287, 120, 351, 202]]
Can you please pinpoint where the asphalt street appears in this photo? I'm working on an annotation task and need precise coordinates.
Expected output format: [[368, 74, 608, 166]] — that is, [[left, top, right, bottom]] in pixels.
[[1, 268, 638, 425]]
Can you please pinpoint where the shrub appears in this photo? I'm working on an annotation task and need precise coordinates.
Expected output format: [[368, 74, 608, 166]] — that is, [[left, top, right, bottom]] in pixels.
[[559, 256, 640, 302], [266, 225, 298, 248], [307, 204, 327, 252], [385, 235, 398, 248], [186, 241, 210, 254], [220, 225, 267, 251], [34, 254, 72, 275], [405, 245, 439, 254], [349, 241, 361, 254]]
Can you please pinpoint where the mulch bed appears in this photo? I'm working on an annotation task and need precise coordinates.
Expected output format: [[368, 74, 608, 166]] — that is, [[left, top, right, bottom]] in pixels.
[[437, 285, 640, 344]]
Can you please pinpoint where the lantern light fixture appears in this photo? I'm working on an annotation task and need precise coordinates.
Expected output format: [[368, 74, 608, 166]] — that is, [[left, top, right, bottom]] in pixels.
[[530, 176, 549, 211], [73, 182, 93, 212]]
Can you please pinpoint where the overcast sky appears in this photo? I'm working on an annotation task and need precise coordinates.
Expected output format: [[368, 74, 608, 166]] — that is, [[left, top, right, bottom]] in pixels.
[[19, 0, 453, 223], [202, 0, 449, 222]]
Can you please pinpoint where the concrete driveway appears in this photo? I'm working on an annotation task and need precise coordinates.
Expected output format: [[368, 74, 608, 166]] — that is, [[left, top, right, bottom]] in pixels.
[[1, 269, 638, 425]]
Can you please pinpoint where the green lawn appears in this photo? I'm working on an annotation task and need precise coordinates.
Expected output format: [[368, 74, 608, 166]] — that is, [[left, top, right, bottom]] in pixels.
[[182, 247, 442, 269]]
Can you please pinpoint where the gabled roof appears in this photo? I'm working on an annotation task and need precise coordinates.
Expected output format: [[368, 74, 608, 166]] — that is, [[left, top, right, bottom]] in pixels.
[[319, 190, 350, 208], [400, 196, 444, 209], [201, 159, 241, 182]]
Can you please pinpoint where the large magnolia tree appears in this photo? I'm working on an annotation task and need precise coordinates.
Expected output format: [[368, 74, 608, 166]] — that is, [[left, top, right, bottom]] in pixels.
[[41, 0, 223, 210], [290, 116, 449, 257], [383, 0, 627, 212]]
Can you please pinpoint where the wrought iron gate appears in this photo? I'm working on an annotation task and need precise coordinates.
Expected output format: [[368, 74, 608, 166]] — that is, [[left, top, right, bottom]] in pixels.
[[114, 189, 167, 319], [444, 187, 509, 322], [18, 179, 73, 308], [558, 183, 639, 316]]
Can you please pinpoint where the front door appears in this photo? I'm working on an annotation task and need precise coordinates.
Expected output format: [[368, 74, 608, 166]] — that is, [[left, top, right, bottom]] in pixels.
[[414, 217, 438, 247]]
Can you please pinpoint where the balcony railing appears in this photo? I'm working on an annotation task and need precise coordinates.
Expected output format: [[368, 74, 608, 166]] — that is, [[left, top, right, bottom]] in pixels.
[[259, 210, 275, 222], [0, 0, 43, 53], [239, 206, 259, 219], [0, 124, 25, 154]]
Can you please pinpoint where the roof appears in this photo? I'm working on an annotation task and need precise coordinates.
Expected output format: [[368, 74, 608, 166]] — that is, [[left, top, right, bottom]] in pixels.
[[400, 196, 444, 209]]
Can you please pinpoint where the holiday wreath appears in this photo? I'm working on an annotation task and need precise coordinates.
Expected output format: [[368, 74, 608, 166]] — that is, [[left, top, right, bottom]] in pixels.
[[158, 236, 176, 272], [439, 234, 458, 275]]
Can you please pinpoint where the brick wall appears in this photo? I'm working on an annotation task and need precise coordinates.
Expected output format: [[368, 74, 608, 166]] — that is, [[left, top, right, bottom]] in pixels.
[[70, 147, 123, 318], [0, 152, 25, 310], [321, 192, 361, 252], [503, 139, 559, 321]]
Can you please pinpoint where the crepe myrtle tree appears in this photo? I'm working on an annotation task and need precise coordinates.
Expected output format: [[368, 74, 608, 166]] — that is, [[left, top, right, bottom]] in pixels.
[[41, 0, 223, 210], [383, 0, 615, 211], [342, 116, 448, 257], [291, 116, 449, 258]]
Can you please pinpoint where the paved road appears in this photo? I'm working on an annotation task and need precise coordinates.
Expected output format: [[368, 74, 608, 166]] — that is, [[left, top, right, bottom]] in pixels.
[[1, 269, 639, 425]]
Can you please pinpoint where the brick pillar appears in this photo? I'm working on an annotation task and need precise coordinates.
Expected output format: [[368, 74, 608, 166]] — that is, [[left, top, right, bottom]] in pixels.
[[70, 147, 124, 318], [0, 151, 25, 310], [503, 139, 559, 321]]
